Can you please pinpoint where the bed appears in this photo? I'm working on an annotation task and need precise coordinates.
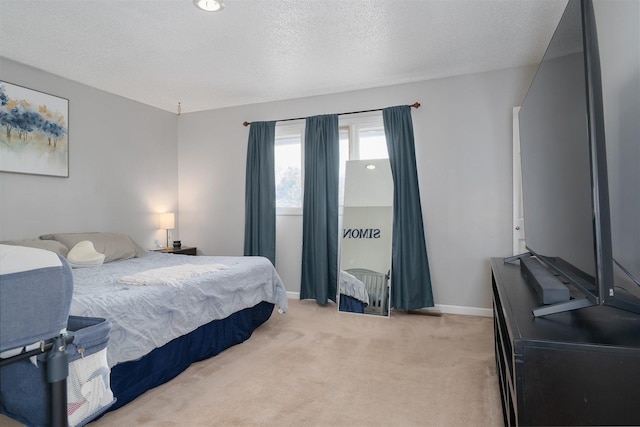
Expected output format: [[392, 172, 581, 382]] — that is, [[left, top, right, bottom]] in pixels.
[[338, 270, 369, 313], [339, 268, 389, 316], [1, 232, 289, 416]]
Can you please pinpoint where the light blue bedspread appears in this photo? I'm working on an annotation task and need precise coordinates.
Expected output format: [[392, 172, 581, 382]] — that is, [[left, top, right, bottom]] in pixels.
[[339, 270, 369, 304], [70, 252, 288, 367]]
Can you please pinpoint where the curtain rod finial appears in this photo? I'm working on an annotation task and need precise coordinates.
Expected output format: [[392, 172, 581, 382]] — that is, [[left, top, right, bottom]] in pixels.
[[243, 121, 250, 127], [411, 102, 421, 109]]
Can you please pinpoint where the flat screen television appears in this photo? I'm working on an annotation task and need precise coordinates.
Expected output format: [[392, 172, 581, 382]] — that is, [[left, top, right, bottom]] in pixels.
[[518, 0, 640, 317]]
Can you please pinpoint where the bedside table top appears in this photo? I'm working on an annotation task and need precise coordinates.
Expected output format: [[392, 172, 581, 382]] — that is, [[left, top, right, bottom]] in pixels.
[[153, 246, 197, 255]]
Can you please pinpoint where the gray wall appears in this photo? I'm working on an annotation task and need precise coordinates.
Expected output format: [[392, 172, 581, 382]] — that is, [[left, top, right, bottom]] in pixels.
[[178, 66, 537, 311], [0, 58, 179, 249]]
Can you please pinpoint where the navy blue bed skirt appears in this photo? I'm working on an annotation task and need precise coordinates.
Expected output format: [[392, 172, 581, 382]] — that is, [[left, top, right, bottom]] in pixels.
[[108, 301, 275, 411], [339, 294, 366, 313]]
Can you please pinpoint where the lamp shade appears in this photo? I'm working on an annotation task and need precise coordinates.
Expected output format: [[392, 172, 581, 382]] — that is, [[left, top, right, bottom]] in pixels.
[[158, 213, 175, 230]]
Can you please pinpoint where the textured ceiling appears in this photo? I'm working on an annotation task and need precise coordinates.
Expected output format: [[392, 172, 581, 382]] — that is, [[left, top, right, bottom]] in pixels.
[[0, 0, 567, 113]]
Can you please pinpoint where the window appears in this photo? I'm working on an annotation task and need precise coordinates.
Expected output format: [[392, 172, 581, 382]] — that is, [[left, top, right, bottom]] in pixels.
[[357, 126, 388, 160], [339, 114, 388, 205], [274, 113, 387, 213], [275, 123, 304, 212]]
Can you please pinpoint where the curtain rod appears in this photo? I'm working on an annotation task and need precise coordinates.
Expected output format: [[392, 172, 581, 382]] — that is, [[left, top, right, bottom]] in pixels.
[[242, 102, 420, 127]]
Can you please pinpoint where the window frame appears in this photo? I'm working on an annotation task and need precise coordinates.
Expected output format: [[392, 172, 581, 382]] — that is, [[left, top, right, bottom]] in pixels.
[[339, 111, 386, 161]]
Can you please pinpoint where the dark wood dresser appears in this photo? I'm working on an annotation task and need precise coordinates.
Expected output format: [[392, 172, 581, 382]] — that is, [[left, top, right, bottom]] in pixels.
[[491, 258, 640, 426]]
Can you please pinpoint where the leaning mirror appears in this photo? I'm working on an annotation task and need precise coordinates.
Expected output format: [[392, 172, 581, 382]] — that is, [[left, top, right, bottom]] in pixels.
[[338, 159, 393, 316]]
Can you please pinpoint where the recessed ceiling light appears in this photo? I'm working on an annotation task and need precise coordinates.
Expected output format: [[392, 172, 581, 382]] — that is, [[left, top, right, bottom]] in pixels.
[[193, 0, 225, 12], [365, 164, 376, 170]]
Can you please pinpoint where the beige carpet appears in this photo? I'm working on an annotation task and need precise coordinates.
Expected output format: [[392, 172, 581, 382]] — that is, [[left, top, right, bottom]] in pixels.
[[1, 299, 502, 427]]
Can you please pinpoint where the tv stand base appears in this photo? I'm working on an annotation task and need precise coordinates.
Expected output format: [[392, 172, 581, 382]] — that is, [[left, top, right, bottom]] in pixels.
[[532, 296, 594, 317]]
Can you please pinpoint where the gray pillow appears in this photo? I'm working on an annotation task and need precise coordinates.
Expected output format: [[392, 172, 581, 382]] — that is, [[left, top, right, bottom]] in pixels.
[[1, 239, 69, 257], [40, 232, 146, 263]]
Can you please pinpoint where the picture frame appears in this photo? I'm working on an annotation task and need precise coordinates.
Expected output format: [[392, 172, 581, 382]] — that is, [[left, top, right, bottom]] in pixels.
[[0, 81, 69, 177]]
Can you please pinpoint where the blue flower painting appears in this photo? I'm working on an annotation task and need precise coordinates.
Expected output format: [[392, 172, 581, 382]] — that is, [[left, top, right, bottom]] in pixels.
[[0, 81, 69, 177]]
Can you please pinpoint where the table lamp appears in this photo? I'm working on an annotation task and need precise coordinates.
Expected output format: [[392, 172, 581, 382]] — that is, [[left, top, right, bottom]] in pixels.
[[158, 213, 175, 248]]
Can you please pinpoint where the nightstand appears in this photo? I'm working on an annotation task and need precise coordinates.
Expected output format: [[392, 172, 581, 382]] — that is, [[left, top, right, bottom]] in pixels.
[[156, 246, 197, 256]]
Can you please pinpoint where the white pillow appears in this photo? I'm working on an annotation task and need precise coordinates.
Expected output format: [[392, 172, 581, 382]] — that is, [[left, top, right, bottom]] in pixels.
[[67, 241, 105, 268]]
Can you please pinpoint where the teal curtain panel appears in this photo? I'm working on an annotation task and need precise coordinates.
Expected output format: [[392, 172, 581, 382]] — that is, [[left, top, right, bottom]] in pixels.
[[383, 105, 434, 310], [300, 114, 339, 304], [244, 121, 276, 265]]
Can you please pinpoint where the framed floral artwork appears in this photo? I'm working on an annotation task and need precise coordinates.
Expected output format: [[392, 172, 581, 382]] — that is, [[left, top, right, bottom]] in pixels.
[[0, 81, 69, 177]]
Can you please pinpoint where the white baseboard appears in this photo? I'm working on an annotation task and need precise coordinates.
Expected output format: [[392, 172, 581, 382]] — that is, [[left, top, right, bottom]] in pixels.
[[434, 304, 493, 318], [286, 293, 493, 318]]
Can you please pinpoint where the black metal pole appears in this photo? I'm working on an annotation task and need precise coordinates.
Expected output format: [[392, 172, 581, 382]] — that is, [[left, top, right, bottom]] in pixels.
[[47, 335, 69, 427]]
